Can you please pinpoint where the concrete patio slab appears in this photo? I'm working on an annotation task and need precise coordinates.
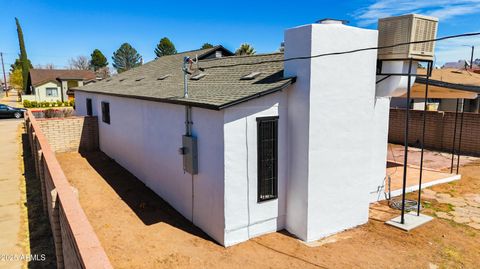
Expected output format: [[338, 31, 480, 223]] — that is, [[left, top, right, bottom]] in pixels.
[[386, 212, 433, 231], [380, 164, 461, 200]]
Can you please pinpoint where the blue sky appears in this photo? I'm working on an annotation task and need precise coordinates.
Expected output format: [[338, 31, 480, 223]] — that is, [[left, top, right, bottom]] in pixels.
[[1, 0, 479, 72]]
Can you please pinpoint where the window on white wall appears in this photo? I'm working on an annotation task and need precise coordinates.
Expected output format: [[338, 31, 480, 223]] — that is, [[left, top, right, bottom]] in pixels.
[[101, 101, 110, 124], [86, 98, 93, 116], [46, 88, 58, 97], [257, 116, 278, 202]]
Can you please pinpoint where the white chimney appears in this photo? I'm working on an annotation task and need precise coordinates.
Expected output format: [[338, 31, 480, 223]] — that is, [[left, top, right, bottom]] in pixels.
[[284, 22, 382, 241]]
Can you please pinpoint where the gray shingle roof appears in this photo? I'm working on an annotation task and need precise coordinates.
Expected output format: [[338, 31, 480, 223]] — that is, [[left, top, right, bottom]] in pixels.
[[74, 47, 295, 110]]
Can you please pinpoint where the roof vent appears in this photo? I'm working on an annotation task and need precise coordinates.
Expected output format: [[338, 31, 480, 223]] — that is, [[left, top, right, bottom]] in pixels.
[[157, 74, 171, 80], [241, 72, 262, 80], [190, 73, 206, 80], [135, 77, 144, 82], [119, 78, 126, 82], [316, 18, 348, 25]]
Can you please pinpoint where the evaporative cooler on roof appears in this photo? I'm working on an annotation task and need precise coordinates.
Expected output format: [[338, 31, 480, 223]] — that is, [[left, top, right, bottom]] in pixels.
[[377, 14, 438, 61]]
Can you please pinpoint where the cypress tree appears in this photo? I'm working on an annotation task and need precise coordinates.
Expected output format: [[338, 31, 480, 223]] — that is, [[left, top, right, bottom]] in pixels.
[[15, 17, 30, 93]]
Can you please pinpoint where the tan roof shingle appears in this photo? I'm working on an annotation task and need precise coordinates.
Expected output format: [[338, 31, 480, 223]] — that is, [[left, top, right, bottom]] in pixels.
[[75, 47, 295, 110]]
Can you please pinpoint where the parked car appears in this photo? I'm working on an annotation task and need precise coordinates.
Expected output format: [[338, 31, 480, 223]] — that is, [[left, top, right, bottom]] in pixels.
[[0, 104, 26, 119]]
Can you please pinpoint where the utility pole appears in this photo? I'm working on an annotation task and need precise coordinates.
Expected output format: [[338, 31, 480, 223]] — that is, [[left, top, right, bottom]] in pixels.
[[470, 46, 475, 69], [463, 45, 475, 69], [0, 52, 8, 97]]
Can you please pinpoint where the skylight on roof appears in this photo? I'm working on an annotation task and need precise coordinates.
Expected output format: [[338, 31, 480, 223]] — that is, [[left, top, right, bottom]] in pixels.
[[241, 72, 262, 80], [157, 74, 171, 80], [190, 73, 206, 80]]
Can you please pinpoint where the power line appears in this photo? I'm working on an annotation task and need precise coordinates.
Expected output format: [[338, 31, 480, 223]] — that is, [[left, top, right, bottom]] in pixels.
[[201, 32, 480, 70]]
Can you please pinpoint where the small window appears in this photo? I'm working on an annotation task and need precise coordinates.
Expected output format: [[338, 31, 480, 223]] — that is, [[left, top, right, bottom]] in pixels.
[[46, 88, 58, 97], [86, 98, 92, 116], [101, 101, 110, 124], [257, 116, 279, 202]]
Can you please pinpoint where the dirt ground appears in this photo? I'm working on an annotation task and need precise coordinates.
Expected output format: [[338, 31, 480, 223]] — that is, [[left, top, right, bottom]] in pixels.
[[57, 151, 480, 269]]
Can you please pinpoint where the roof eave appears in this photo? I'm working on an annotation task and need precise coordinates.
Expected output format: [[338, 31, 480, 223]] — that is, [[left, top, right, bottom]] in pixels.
[[218, 78, 295, 110], [416, 77, 480, 93], [74, 78, 296, 111]]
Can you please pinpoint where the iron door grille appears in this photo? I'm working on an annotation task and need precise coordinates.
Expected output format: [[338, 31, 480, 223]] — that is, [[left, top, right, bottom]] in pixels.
[[86, 98, 93, 116], [101, 101, 110, 124], [257, 116, 279, 202]]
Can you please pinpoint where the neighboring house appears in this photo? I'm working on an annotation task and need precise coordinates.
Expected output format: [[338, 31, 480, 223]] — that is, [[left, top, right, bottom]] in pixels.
[[442, 60, 479, 69], [189, 45, 234, 59], [391, 68, 480, 112], [74, 24, 389, 246], [22, 69, 96, 102]]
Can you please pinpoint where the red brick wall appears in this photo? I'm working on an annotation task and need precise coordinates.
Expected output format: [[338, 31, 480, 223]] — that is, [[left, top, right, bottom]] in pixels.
[[37, 116, 98, 153], [389, 109, 480, 156], [25, 111, 112, 269]]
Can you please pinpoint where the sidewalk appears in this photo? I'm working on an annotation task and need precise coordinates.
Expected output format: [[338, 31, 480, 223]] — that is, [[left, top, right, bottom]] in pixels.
[[0, 118, 25, 269], [1, 91, 22, 108]]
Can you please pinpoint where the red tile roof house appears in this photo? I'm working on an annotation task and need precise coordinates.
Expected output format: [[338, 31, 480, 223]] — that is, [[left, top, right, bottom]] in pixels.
[[22, 69, 96, 103], [72, 16, 437, 246]]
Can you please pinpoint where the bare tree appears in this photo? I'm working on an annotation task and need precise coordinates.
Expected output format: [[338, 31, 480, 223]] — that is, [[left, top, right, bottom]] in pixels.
[[68, 55, 91, 70], [95, 66, 111, 80], [36, 63, 56, 69]]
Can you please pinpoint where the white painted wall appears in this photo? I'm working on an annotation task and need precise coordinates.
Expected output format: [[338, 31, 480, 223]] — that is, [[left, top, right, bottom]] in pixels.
[[75, 91, 226, 244], [369, 97, 391, 202], [284, 23, 381, 242], [73, 22, 392, 248], [283, 24, 312, 240], [223, 91, 288, 246]]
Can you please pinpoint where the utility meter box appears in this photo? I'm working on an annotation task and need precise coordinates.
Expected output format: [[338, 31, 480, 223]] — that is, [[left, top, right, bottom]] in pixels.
[[182, 135, 198, 174], [378, 14, 438, 61]]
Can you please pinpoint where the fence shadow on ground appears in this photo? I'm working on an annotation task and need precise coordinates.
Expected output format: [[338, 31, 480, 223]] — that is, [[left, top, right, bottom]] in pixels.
[[80, 151, 215, 243], [21, 132, 57, 269]]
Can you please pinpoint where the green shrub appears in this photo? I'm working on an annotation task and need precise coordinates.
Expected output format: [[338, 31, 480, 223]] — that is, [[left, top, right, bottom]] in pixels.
[[43, 108, 74, 118], [62, 108, 74, 117], [23, 100, 31, 108], [21, 100, 74, 109], [43, 109, 57, 118]]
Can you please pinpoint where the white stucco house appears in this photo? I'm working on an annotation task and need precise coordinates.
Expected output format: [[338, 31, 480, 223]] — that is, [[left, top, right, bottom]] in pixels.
[[73, 21, 414, 246], [23, 69, 96, 102]]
